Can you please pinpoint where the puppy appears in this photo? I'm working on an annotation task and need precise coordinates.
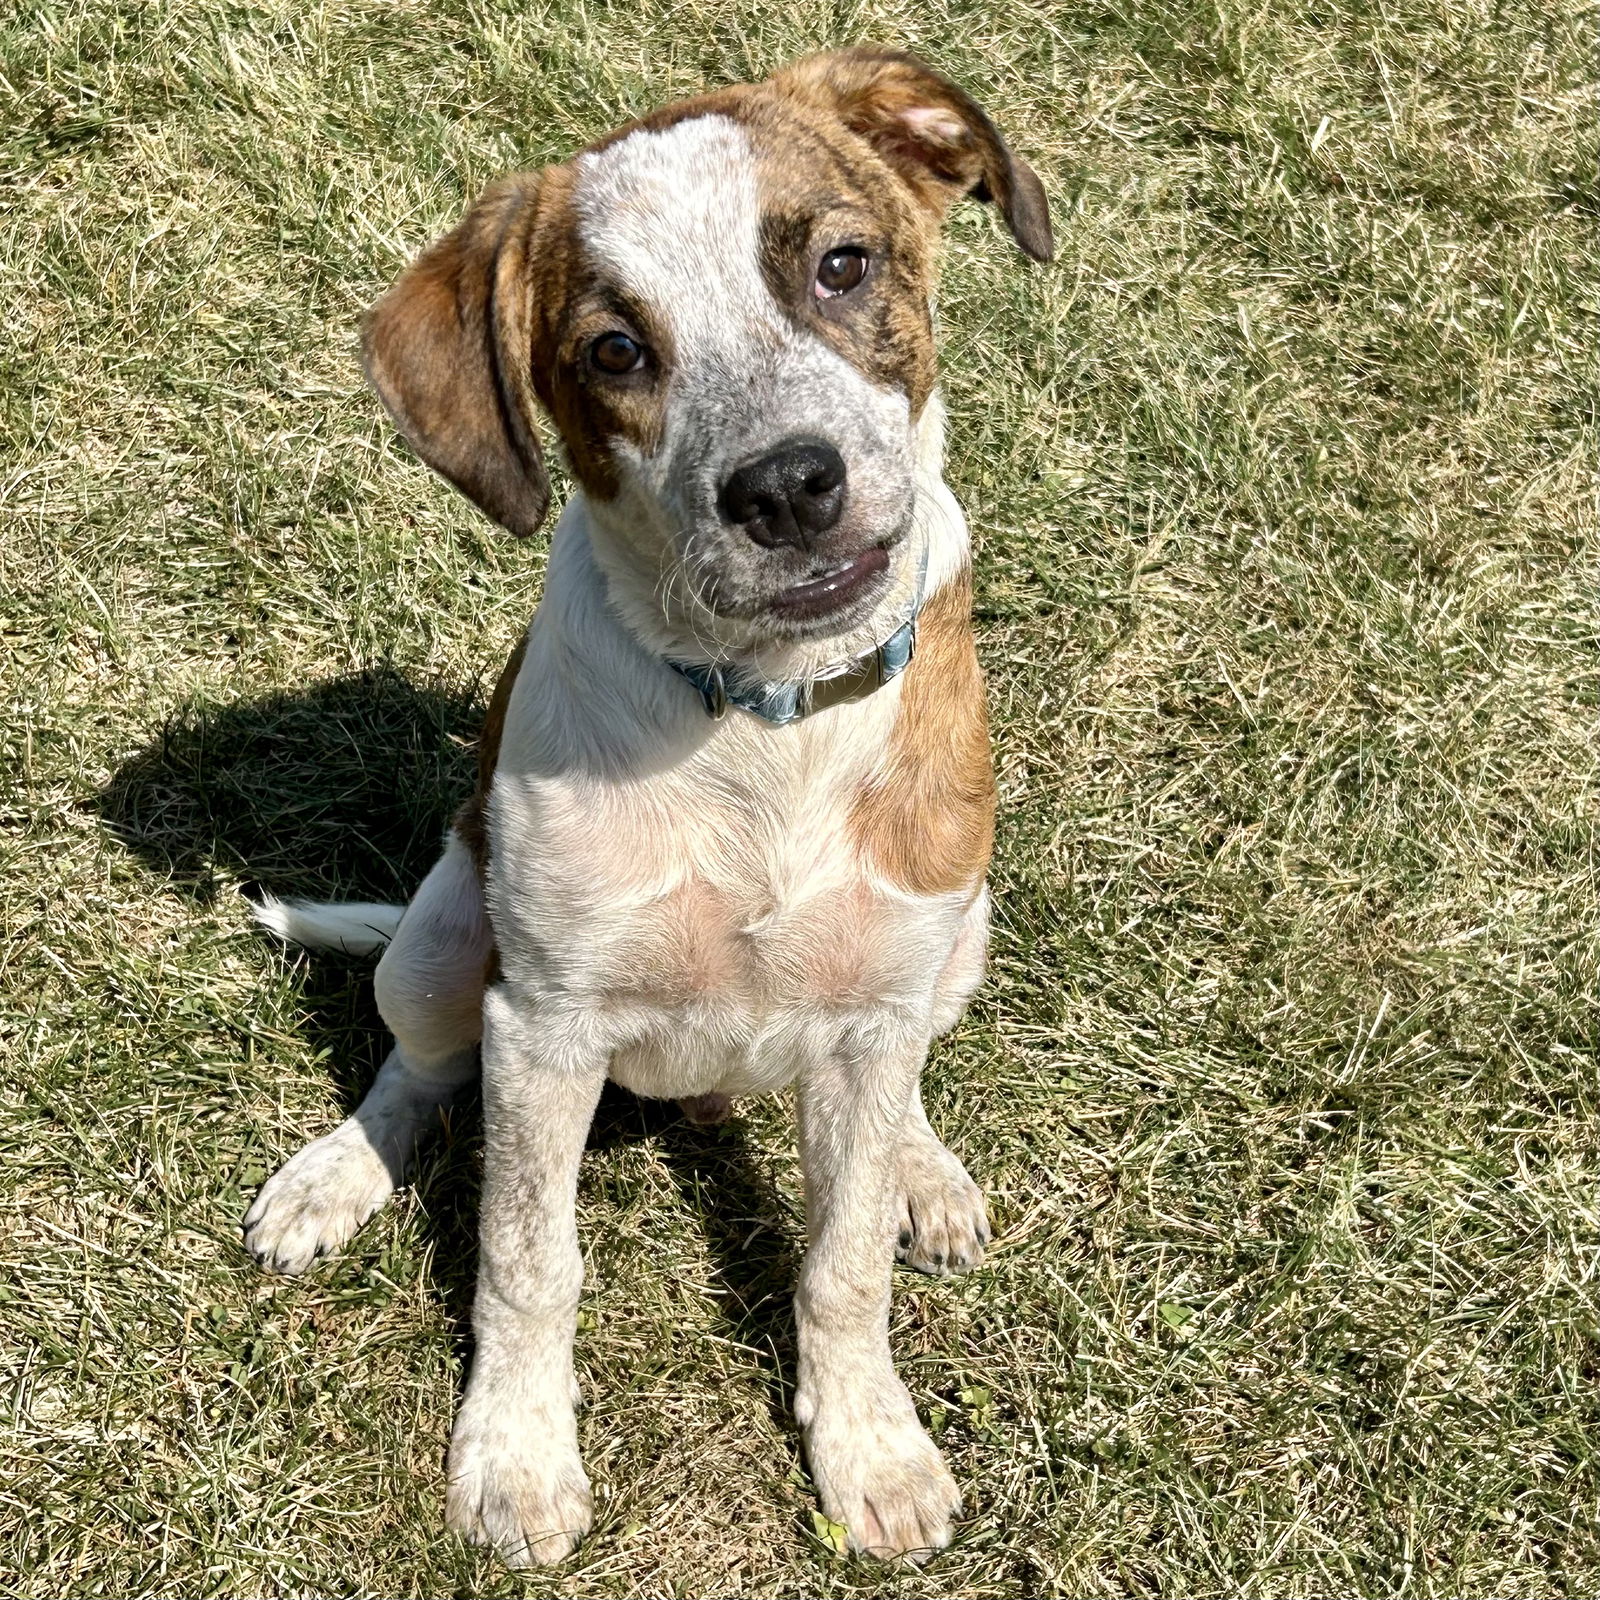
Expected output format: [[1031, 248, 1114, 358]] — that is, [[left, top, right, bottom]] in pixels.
[[244, 47, 1051, 1565]]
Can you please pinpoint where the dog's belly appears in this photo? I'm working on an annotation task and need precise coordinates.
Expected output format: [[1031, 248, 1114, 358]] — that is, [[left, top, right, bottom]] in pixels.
[[559, 876, 964, 1101]]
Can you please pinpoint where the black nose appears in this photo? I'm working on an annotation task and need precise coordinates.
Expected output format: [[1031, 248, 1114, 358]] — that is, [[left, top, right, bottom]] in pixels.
[[717, 440, 847, 550]]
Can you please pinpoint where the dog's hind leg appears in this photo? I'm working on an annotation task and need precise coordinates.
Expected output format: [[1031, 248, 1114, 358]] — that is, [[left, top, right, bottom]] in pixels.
[[895, 1086, 991, 1278], [244, 832, 491, 1274], [896, 886, 991, 1277]]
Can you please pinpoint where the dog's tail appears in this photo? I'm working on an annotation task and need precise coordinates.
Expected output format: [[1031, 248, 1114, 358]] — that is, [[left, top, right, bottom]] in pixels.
[[250, 894, 405, 957]]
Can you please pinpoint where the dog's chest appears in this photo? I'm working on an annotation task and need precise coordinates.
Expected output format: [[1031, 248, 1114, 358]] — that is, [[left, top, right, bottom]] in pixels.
[[488, 705, 963, 1090]]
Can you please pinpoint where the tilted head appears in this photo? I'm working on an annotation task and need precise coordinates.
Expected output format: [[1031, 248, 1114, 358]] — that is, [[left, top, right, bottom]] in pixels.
[[364, 49, 1052, 671]]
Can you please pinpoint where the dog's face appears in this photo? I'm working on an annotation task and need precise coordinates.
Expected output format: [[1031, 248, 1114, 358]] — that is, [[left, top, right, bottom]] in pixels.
[[364, 50, 1051, 656], [553, 108, 938, 645]]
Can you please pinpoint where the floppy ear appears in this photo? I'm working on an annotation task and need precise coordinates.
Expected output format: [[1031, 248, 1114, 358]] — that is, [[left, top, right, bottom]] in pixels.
[[774, 48, 1053, 263], [362, 176, 549, 537]]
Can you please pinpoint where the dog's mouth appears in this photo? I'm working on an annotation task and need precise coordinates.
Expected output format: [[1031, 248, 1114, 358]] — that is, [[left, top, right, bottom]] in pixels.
[[767, 544, 891, 623]]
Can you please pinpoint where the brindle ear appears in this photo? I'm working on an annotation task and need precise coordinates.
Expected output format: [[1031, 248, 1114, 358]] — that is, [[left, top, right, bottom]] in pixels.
[[775, 48, 1053, 264], [362, 176, 549, 537]]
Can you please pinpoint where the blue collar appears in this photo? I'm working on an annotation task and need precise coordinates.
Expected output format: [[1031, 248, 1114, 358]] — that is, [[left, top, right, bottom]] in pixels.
[[666, 612, 918, 725]]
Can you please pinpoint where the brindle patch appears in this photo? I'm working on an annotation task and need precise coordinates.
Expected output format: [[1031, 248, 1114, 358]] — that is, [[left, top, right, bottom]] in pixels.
[[361, 159, 679, 522], [743, 96, 941, 419], [362, 175, 549, 537], [769, 48, 1053, 262], [523, 164, 678, 501]]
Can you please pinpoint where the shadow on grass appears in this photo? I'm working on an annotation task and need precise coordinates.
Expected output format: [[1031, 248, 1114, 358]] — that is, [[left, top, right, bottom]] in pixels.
[[99, 664, 481, 908], [99, 664, 482, 1117], [98, 665, 800, 1402]]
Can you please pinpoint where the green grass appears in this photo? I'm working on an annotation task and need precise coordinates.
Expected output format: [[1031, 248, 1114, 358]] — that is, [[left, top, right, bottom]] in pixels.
[[2, 0, 1597, 1593]]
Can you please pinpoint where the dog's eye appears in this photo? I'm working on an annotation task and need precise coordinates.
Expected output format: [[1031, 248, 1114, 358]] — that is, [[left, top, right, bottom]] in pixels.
[[815, 247, 869, 298], [589, 332, 646, 374]]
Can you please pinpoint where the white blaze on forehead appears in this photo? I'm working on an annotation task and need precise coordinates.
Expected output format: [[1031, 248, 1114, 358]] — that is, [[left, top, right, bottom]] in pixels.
[[574, 115, 782, 356]]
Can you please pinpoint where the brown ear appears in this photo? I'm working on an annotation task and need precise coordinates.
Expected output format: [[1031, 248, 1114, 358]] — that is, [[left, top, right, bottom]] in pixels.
[[773, 48, 1053, 263], [362, 176, 549, 536]]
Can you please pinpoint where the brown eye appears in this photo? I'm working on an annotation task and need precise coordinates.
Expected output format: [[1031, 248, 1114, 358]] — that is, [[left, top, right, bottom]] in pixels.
[[816, 246, 869, 298], [590, 331, 645, 374]]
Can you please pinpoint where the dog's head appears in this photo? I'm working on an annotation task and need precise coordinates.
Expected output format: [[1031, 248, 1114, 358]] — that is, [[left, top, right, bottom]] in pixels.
[[364, 49, 1051, 663]]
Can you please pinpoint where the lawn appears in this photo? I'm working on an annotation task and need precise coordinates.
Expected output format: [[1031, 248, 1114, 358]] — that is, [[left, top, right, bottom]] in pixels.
[[2, 0, 1597, 1594]]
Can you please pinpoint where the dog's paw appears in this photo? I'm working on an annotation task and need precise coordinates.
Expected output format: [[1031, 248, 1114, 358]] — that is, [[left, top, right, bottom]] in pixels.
[[242, 1121, 397, 1274], [446, 1398, 592, 1567], [896, 1135, 990, 1277], [800, 1387, 960, 1561]]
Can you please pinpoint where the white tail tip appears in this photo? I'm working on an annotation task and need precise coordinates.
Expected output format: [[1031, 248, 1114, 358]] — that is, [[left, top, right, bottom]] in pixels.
[[250, 894, 405, 957]]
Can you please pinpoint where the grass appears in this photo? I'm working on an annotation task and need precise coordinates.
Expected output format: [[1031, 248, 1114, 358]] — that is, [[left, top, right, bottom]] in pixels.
[[2, 0, 1597, 1593]]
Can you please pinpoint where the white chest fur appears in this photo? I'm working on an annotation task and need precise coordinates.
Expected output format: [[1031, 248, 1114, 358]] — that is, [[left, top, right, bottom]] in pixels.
[[488, 681, 972, 1099]]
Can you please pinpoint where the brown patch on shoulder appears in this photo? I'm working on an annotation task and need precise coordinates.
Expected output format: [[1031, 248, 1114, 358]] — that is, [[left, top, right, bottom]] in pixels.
[[477, 629, 529, 797], [849, 568, 995, 897], [455, 629, 529, 881]]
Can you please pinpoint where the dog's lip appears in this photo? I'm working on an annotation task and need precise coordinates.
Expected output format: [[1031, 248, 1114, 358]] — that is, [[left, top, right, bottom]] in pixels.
[[767, 545, 891, 621]]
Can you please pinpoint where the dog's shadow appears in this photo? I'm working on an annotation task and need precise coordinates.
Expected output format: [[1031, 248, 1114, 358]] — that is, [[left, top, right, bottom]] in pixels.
[[99, 665, 799, 1412]]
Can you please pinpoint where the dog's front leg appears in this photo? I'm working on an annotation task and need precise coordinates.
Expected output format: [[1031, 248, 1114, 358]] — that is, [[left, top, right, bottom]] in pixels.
[[445, 986, 606, 1567], [795, 1021, 961, 1561]]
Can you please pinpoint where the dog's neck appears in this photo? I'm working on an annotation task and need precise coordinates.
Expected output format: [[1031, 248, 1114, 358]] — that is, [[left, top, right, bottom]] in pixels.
[[573, 397, 969, 693]]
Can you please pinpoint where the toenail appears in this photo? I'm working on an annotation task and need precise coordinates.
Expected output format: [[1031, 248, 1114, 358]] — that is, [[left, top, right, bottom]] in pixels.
[[899, 1229, 912, 1248]]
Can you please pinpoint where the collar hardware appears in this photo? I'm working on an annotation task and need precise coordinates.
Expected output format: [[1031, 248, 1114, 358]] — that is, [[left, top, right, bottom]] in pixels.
[[668, 612, 918, 727]]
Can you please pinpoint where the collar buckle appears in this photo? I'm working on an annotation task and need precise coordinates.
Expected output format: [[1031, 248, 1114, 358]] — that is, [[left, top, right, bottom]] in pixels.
[[701, 668, 728, 720]]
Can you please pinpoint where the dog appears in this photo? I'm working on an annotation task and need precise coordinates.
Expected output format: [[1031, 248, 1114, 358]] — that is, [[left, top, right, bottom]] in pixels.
[[242, 47, 1052, 1565]]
